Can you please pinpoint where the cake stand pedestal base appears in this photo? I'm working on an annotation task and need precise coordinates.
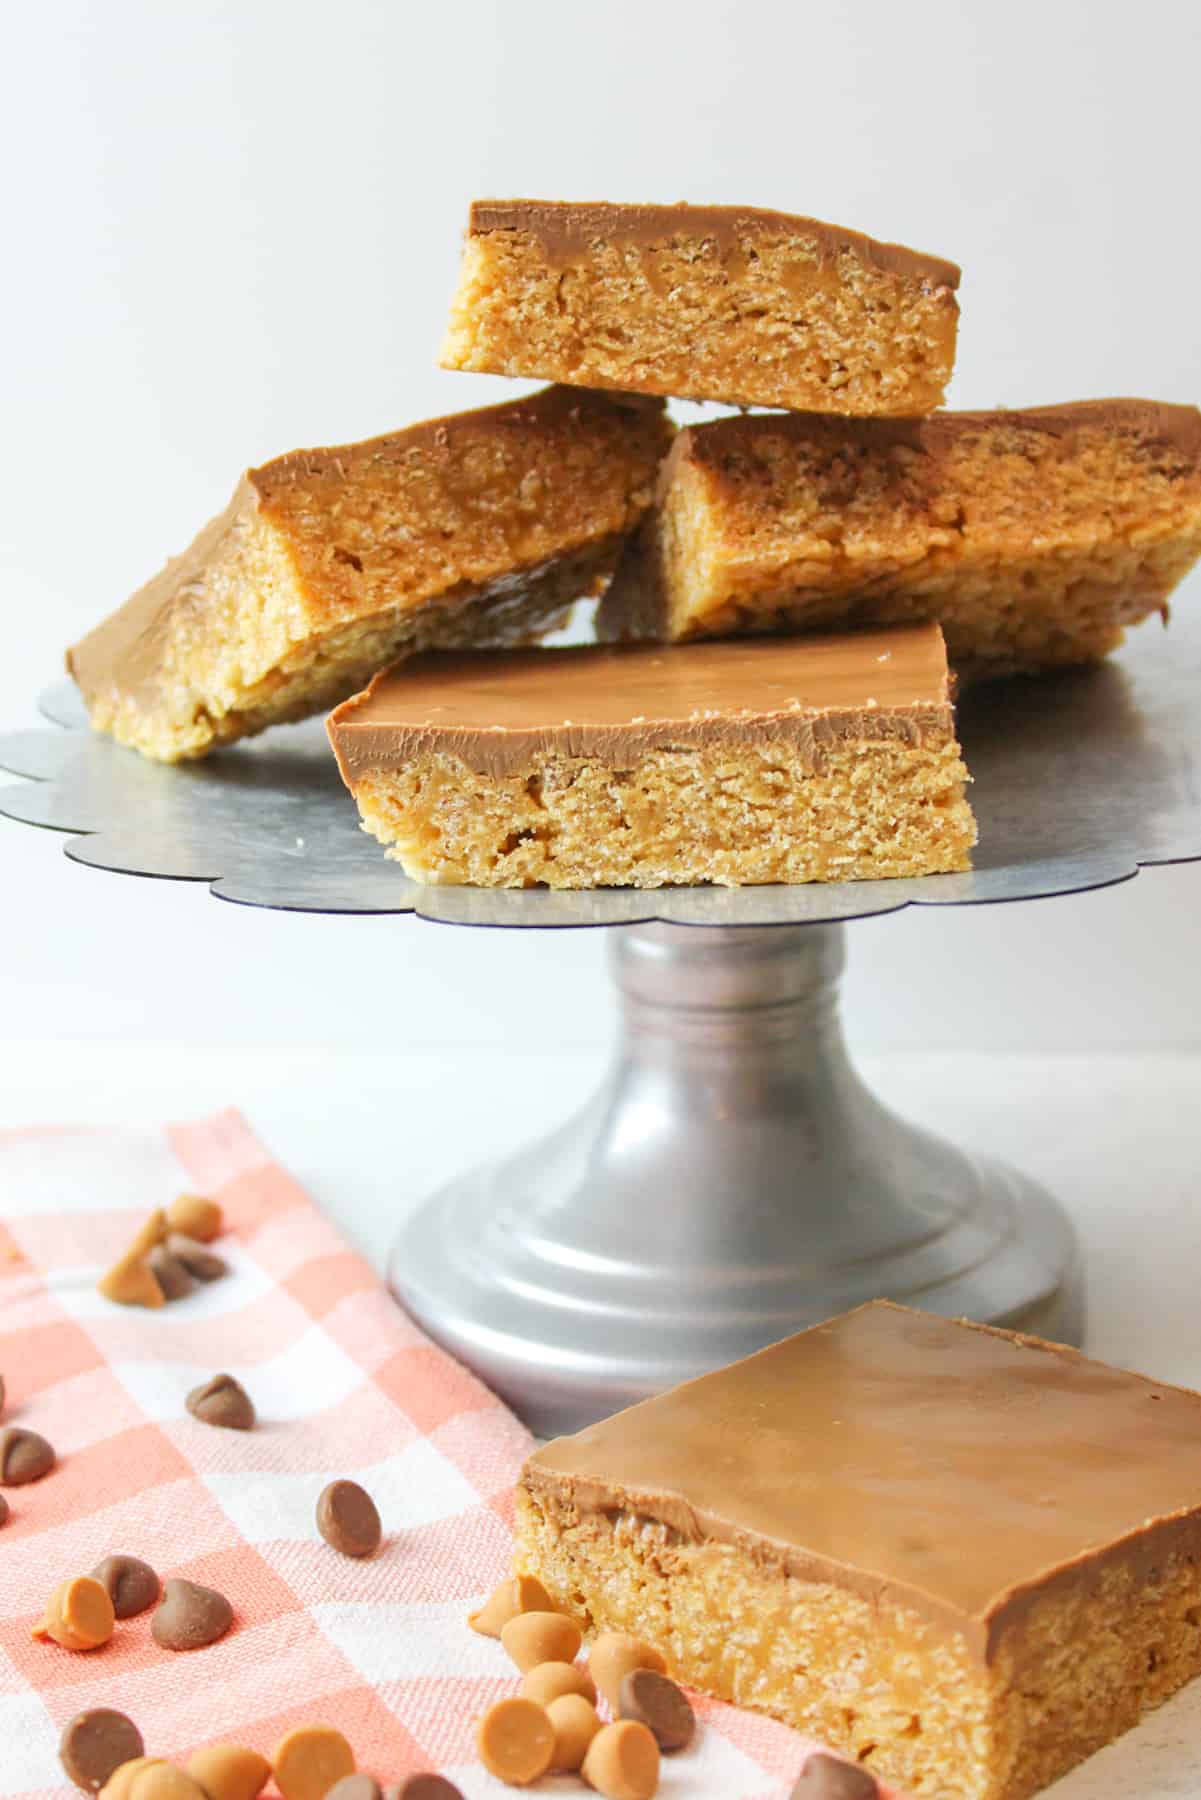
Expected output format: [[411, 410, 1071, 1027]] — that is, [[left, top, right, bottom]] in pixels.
[[389, 921, 1084, 1436]]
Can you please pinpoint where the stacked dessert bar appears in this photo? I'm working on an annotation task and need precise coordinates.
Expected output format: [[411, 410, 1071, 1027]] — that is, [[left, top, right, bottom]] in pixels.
[[68, 201, 1201, 888]]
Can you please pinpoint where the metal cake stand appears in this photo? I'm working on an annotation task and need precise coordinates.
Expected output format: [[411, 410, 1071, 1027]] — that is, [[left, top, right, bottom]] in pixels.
[[3, 617, 1199, 1434]]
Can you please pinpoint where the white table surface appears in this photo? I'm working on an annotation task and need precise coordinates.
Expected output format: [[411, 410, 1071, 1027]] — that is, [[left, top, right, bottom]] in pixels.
[[3, 1041, 1200, 1796]]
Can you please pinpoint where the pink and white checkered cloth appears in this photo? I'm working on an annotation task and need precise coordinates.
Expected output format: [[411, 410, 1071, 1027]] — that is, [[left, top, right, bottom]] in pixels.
[[1, 1110, 886, 1800]]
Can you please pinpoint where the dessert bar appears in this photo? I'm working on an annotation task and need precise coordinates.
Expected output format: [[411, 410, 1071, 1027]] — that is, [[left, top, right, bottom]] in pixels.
[[599, 399, 1201, 678], [68, 387, 670, 761], [517, 1301, 1201, 1800], [441, 200, 960, 416], [327, 623, 975, 888]]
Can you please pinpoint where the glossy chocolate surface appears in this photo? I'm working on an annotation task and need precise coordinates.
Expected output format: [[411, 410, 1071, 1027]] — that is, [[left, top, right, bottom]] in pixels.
[[526, 1302, 1201, 1659], [327, 623, 955, 781]]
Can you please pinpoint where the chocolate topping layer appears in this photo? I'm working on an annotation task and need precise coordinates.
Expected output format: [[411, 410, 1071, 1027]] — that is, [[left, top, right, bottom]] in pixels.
[[468, 199, 961, 290], [525, 1302, 1201, 1662], [680, 396, 1201, 484], [328, 624, 955, 782], [66, 385, 666, 714]]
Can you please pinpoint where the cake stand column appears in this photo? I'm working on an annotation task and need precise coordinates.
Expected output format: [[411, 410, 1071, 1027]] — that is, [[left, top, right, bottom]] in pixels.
[[389, 920, 1083, 1436]]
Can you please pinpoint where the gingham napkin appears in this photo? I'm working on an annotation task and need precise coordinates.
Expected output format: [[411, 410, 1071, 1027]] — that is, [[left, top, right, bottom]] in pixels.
[[0, 1110, 880, 1799]]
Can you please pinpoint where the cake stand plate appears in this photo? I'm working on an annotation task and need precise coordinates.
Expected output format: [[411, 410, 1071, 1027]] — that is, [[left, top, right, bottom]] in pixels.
[[3, 620, 1199, 1431]]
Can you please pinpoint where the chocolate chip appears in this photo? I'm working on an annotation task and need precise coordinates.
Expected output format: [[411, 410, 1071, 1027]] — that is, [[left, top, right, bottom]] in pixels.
[[148, 1245, 195, 1300], [327, 1779, 382, 1800], [0, 1373, 5, 1416], [388, 1779, 464, 1800], [186, 1373, 256, 1431], [166, 1234, 227, 1281], [0, 1425, 55, 1484], [316, 1479, 381, 1558], [790, 1753, 879, 1799], [617, 1667, 695, 1751], [0, 1493, 8, 1526], [151, 1577, 233, 1650], [90, 1553, 160, 1618], [59, 1709, 144, 1793]]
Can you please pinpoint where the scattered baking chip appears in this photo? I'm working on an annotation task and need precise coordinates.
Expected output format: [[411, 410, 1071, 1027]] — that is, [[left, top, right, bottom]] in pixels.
[[184, 1747, 271, 1800], [316, 1478, 382, 1558], [33, 1576, 115, 1650], [545, 1693, 601, 1772], [790, 1753, 879, 1799], [468, 1571, 556, 1636], [151, 1578, 233, 1651], [475, 1697, 554, 1786], [272, 1726, 355, 1800], [166, 1194, 223, 1242], [442, 200, 960, 416], [618, 1669, 695, 1752], [147, 1247, 195, 1300], [166, 1235, 227, 1281], [90, 1554, 160, 1618], [186, 1374, 256, 1431], [588, 1635, 668, 1713], [60, 1709, 145, 1794], [580, 1719, 660, 1800], [519, 1660, 597, 1707], [500, 1610, 582, 1673]]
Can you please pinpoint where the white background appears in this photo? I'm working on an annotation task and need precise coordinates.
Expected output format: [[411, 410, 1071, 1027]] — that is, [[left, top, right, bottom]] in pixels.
[[2, 0, 1199, 1071]]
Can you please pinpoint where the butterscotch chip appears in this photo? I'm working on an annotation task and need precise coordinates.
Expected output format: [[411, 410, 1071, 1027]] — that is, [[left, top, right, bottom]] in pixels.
[[598, 401, 1201, 683], [185, 1745, 271, 1800], [500, 1610, 582, 1672], [324, 1778, 379, 1800], [519, 1660, 597, 1707], [0, 1424, 56, 1484], [125, 1770, 207, 1800], [151, 1577, 233, 1650], [186, 1374, 256, 1431], [98, 1251, 165, 1309], [91, 1554, 160, 1618], [166, 1235, 227, 1281], [148, 1247, 195, 1301], [60, 1709, 145, 1793], [475, 1697, 554, 1786], [99, 1760, 166, 1800], [467, 1572, 556, 1636], [387, 1778, 464, 1800], [617, 1670, 694, 1752], [34, 1576, 115, 1650], [167, 1194, 223, 1242], [129, 1209, 169, 1257], [790, 1753, 878, 1799], [545, 1694, 601, 1773], [587, 1635, 667, 1713], [272, 1725, 355, 1800], [580, 1720, 660, 1800], [68, 388, 670, 764], [442, 200, 959, 417], [316, 1479, 382, 1558]]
